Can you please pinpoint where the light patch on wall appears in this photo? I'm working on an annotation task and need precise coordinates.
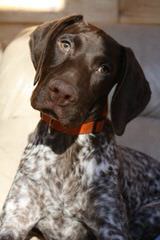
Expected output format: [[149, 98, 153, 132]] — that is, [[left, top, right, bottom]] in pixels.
[[0, 0, 65, 12]]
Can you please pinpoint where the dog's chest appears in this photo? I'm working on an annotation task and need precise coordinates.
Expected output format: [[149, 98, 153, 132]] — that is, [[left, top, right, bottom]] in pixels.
[[45, 160, 89, 218], [40, 159, 91, 239], [20, 134, 116, 239], [22, 139, 91, 207], [43, 141, 96, 218], [22, 135, 110, 216]]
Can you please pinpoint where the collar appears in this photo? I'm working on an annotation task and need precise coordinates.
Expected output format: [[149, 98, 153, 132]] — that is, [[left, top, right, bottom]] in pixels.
[[40, 105, 108, 136]]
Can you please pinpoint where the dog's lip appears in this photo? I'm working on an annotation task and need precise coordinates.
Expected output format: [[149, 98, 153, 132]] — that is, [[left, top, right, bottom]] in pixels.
[[40, 102, 64, 117], [42, 109, 58, 120], [41, 107, 72, 123], [41, 106, 85, 127]]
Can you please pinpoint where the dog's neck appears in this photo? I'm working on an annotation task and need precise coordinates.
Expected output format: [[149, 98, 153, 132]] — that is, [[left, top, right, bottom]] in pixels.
[[32, 102, 112, 154], [33, 115, 114, 155], [40, 102, 108, 136], [40, 112, 107, 136]]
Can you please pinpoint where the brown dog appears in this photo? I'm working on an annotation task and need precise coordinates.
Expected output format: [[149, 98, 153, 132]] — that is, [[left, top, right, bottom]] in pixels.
[[30, 15, 150, 135], [1, 15, 160, 240]]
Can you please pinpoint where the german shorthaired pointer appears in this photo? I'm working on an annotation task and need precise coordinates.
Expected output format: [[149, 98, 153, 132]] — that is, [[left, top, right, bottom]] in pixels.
[[0, 15, 160, 240]]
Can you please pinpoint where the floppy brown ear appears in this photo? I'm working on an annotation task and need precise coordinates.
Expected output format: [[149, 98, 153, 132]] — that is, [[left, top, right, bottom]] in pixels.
[[29, 15, 83, 85], [111, 47, 151, 136], [29, 20, 55, 71]]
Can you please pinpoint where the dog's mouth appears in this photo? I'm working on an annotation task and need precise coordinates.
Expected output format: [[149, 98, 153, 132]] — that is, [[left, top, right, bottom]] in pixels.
[[31, 89, 101, 128], [41, 105, 86, 128], [42, 108, 58, 120], [32, 95, 106, 128]]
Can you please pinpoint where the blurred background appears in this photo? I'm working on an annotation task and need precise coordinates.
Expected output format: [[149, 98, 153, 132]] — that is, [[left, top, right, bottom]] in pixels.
[[0, 0, 160, 46], [0, 0, 160, 217]]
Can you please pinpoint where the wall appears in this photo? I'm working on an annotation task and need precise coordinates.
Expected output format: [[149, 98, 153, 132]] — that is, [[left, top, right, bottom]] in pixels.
[[0, 0, 160, 47]]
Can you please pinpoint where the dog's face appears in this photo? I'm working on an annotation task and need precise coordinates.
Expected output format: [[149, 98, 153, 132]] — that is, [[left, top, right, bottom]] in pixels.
[[30, 15, 151, 135], [30, 17, 120, 127]]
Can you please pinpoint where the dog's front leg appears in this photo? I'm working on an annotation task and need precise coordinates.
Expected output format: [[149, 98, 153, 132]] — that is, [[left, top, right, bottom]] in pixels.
[[0, 145, 43, 240], [0, 174, 42, 240], [86, 178, 130, 240]]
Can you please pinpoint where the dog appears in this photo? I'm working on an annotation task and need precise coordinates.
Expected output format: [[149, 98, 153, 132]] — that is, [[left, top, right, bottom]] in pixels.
[[0, 15, 160, 240]]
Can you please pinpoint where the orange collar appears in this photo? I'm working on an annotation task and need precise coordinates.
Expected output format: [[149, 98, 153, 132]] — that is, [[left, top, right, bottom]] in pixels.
[[41, 107, 107, 136]]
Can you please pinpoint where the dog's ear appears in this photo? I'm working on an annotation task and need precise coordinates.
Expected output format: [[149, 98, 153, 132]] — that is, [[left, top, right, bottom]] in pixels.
[[29, 15, 83, 85], [111, 47, 151, 136], [29, 21, 54, 71]]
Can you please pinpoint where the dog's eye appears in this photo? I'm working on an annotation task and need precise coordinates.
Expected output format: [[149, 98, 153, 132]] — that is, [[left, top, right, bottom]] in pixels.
[[96, 64, 111, 74], [59, 40, 71, 52]]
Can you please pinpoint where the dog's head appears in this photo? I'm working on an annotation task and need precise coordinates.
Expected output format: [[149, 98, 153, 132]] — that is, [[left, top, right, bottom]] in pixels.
[[30, 15, 151, 135]]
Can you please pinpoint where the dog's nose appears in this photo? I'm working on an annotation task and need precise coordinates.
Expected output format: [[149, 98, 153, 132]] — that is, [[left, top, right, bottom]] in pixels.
[[49, 80, 77, 106]]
